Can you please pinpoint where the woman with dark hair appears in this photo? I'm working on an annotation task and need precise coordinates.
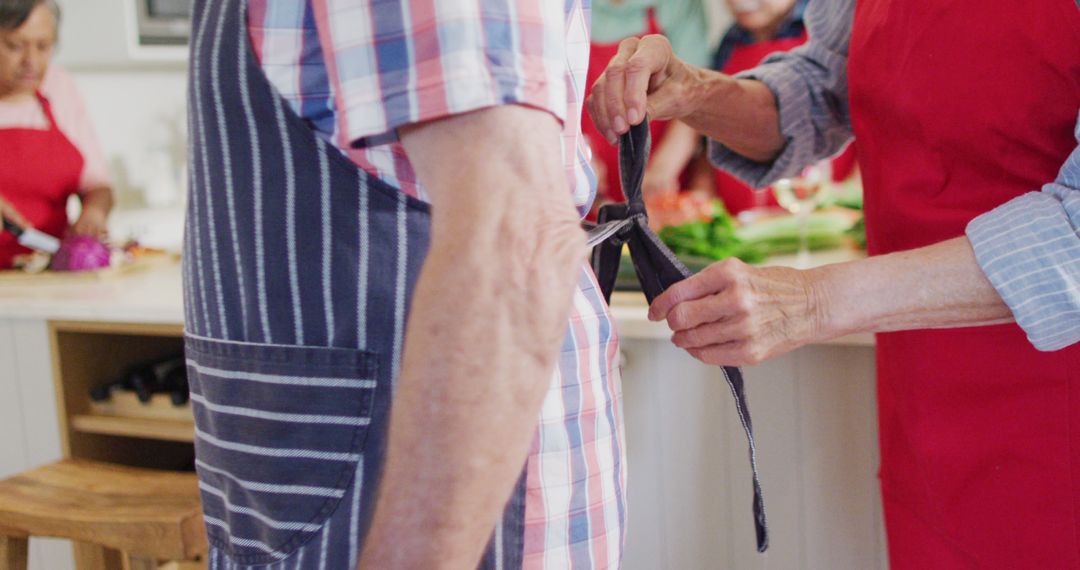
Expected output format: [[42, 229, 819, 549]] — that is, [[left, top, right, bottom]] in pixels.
[[0, 0, 113, 268]]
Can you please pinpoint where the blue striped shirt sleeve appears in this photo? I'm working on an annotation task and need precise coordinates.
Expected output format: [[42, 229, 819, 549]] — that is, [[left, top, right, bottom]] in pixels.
[[707, 0, 855, 188], [967, 111, 1080, 351]]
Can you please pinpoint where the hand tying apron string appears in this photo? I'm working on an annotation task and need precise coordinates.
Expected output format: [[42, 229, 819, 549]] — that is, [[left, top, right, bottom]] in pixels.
[[585, 120, 769, 553]]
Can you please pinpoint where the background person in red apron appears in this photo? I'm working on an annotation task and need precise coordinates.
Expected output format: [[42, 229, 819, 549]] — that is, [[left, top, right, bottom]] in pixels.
[[583, 0, 709, 213], [709, 0, 854, 215], [588, 0, 1080, 567], [0, 0, 113, 269], [646, 0, 858, 217]]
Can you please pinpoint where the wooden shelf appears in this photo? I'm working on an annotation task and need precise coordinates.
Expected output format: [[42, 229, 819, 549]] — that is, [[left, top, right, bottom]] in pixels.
[[49, 321, 193, 467], [71, 414, 194, 443], [90, 392, 194, 422]]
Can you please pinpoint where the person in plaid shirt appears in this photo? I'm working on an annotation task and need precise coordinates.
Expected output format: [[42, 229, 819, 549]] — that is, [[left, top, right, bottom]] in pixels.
[[192, 1, 627, 568]]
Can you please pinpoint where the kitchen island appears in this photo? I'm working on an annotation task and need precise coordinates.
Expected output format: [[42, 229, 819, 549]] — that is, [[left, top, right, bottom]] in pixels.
[[0, 253, 885, 570]]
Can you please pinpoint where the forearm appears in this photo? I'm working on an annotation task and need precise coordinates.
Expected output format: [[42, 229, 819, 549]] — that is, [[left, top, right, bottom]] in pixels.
[[679, 68, 784, 163], [80, 186, 113, 215], [815, 236, 1013, 338], [359, 107, 585, 568]]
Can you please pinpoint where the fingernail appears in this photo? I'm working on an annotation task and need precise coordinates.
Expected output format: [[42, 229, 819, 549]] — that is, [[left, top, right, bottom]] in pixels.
[[628, 108, 640, 124], [606, 130, 618, 144], [613, 116, 627, 133]]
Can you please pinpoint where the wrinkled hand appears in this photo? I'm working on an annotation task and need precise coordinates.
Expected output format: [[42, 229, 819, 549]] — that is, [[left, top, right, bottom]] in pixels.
[[72, 206, 109, 238], [648, 258, 827, 366], [586, 35, 701, 144], [0, 195, 31, 230]]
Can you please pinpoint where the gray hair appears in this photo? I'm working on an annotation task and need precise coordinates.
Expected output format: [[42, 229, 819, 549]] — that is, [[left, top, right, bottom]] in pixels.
[[0, 0, 61, 32]]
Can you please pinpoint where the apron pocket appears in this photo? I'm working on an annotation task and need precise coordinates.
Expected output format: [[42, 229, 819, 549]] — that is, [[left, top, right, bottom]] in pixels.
[[184, 335, 379, 565]]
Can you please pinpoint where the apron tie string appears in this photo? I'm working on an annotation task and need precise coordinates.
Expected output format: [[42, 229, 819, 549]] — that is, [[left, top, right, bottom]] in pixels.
[[585, 119, 769, 553]]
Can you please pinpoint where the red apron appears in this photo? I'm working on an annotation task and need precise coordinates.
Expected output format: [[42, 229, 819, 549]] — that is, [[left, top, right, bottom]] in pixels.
[[848, 1, 1080, 567], [0, 92, 83, 268], [713, 32, 858, 215], [583, 7, 668, 205]]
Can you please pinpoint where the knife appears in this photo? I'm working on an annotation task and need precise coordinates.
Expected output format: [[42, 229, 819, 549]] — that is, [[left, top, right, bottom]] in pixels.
[[2, 218, 60, 254]]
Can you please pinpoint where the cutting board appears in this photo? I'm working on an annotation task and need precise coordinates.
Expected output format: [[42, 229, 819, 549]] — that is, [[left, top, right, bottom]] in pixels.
[[0, 252, 179, 285]]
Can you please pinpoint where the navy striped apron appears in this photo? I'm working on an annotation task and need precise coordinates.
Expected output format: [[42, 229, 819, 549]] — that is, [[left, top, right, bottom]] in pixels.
[[182, 0, 525, 567]]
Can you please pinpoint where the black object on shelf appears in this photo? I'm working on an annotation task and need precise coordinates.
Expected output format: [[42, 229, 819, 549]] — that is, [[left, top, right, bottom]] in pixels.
[[89, 354, 190, 406]]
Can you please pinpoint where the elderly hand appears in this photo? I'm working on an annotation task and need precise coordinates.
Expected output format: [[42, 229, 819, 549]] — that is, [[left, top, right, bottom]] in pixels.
[[648, 257, 829, 366], [586, 35, 703, 144], [72, 206, 108, 238], [0, 195, 31, 230]]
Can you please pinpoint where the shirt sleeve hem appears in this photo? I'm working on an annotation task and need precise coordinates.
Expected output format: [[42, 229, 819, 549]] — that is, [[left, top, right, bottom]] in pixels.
[[966, 192, 1080, 351], [707, 63, 814, 189], [343, 71, 567, 149]]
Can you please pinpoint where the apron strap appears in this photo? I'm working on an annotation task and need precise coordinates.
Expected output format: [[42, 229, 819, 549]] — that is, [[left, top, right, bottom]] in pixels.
[[587, 120, 770, 552], [33, 91, 61, 134]]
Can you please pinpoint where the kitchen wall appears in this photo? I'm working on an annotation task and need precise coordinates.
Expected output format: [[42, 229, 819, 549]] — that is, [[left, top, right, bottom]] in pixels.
[[71, 70, 188, 211], [53, 0, 189, 249], [68, 69, 189, 250]]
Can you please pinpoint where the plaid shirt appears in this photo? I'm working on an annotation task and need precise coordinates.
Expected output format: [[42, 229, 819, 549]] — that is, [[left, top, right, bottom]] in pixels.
[[247, 1, 626, 568]]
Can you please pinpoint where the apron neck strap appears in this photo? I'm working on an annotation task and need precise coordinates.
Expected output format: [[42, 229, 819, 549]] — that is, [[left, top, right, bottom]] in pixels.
[[33, 91, 59, 131]]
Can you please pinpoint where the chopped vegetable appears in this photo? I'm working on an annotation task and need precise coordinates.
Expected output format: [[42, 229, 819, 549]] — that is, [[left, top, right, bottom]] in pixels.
[[50, 235, 111, 272], [734, 209, 857, 256], [655, 199, 860, 266], [657, 201, 766, 263]]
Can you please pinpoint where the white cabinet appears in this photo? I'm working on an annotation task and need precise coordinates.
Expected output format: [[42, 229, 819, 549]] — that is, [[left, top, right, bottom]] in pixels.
[[0, 319, 71, 570], [620, 339, 888, 570]]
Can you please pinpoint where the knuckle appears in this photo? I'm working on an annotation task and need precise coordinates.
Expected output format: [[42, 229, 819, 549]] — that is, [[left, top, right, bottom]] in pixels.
[[714, 257, 739, 276], [736, 346, 760, 366], [667, 305, 689, 330], [606, 90, 624, 110], [732, 292, 754, 315], [624, 57, 648, 74], [734, 318, 756, 339], [639, 33, 670, 50]]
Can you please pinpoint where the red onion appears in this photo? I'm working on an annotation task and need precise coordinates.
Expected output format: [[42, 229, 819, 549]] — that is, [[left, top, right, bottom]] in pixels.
[[50, 235, 111, 272]]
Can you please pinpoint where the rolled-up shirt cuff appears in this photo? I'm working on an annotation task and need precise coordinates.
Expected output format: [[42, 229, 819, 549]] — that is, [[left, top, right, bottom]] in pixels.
[[707, 63, 818, 189], [966, 190, 1080, 351]]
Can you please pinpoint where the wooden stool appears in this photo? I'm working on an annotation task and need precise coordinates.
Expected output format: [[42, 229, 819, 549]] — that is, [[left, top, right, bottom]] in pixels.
[[0, 459, 207, 570]]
